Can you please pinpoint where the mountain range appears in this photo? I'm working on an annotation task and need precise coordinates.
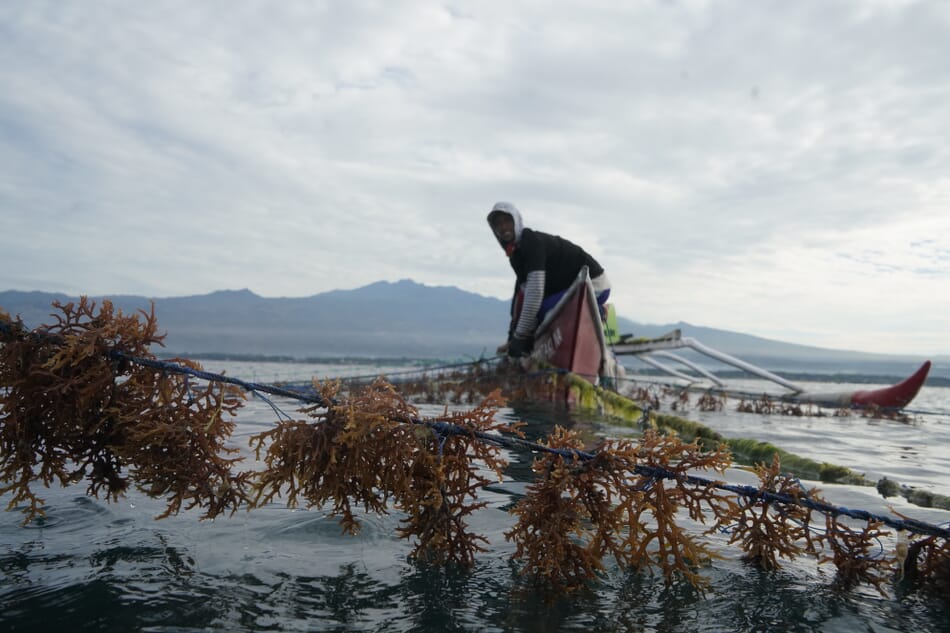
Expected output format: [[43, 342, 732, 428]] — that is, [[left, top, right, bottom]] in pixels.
[[1, 281, 946, 380]]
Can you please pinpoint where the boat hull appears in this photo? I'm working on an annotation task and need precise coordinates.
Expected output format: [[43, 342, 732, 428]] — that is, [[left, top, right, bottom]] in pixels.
[[528, 269, 607, 389]]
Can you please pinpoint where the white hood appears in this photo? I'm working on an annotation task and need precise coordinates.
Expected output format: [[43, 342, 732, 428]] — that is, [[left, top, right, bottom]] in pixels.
[[486, 201, 524, 249]]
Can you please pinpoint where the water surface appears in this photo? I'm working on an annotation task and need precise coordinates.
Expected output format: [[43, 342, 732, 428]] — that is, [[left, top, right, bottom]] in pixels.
[[2, 360, 949, 632]]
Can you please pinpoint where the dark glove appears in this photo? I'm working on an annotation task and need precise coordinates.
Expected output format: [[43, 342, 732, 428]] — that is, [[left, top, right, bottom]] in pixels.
[[507, 335, 533, 358]]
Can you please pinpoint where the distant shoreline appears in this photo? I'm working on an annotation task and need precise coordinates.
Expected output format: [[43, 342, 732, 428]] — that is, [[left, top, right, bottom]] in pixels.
[[158, 351, 484, 367]]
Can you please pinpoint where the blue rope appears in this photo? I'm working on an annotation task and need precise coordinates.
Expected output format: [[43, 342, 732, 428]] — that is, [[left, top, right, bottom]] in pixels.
[[249, 389, 296, 423], [109, 351, 332, 406], [182, 374, 196, 406], [2, 317, 949, 540]]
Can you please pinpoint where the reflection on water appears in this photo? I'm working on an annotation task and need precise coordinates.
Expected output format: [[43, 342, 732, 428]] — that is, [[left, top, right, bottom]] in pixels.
[[897, 445, 920, 461], [6, 523, 948, 633], [2, 360, 950, 632]]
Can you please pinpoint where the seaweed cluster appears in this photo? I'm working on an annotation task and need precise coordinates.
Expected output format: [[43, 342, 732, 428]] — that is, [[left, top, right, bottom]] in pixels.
[[508, 427, 735, 591], [1, 300, 949, 597], [0, 299, 250, 521], [735, 395, 823, 417], [250, 378, 514, 566], [391, 361, 562, 405]]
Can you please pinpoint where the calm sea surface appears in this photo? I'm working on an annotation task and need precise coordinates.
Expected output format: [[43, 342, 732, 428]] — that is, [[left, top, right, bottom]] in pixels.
[[2, 359, 949, 632]]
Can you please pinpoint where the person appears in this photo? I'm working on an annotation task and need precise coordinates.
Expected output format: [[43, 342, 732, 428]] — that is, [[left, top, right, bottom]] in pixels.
[[487, 201, 611, 358]]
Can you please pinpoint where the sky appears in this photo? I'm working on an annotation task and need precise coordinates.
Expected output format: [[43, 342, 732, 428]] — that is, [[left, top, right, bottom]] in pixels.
[[1, 1, 948, 356]]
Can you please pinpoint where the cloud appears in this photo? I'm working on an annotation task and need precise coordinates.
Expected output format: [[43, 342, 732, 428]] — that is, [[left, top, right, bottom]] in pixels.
[[1, 1, 948, 354]]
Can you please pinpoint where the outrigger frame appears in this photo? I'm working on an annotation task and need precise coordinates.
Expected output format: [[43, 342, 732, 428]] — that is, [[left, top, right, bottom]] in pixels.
[[609, 329, 931, 410]]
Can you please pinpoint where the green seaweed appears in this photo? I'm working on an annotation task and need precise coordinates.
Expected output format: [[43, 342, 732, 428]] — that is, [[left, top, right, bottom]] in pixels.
[[564, 373, 648, 423], [561, 372, 950, 509], [647, 412, 869, 484]]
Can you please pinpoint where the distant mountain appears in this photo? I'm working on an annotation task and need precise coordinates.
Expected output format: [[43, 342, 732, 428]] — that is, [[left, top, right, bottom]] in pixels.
[[0, 282, 510, 359], [1, 282, 946, 379]]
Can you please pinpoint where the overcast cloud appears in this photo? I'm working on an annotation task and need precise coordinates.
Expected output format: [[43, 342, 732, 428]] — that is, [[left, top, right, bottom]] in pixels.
[[1, 1, 948, 355]]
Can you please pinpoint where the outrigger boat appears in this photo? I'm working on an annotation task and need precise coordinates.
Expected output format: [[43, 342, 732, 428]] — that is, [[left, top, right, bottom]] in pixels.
[[527, 268, 931, 410]]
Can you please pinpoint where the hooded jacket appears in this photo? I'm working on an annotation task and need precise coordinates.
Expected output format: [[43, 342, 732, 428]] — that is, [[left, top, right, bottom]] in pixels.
[[487, 201, 605, 339]]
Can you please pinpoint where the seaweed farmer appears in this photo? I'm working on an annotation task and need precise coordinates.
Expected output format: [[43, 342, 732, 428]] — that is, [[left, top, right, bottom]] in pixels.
[[487, 201, 611, 358]]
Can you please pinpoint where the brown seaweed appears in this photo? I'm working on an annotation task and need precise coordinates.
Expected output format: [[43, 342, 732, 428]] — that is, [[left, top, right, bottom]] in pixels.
[[2, 298, 949, 596], [0, 299, 249, 522]]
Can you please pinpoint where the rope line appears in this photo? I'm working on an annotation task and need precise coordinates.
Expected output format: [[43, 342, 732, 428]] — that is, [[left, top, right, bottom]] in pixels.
[[2, 318, 948, 540], [110, 351, 331, 406], [95, 353, 950, 540], [325, 355, 504, 384]]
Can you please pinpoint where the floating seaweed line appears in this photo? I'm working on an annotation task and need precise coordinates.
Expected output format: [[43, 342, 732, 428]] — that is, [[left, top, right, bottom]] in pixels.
[[385, 361, 950, 511], [1, 298, 948, 596]]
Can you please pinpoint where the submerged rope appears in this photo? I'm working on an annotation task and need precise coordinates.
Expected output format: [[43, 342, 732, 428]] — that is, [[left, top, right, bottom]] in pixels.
[[326, 355, 504, 385]]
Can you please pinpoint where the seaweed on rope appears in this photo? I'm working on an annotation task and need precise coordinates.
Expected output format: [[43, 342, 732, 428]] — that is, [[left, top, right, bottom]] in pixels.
[[506, 427, 737, 591], [1, 299, 950, 597], [0, 299, 251, 521], [249, 377, 515, 567]]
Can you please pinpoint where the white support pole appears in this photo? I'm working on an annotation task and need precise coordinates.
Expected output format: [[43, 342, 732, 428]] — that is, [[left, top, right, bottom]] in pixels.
[[636, 355, 698, 384], [650, 351, 727, 387], [682, 337, 802, 393]]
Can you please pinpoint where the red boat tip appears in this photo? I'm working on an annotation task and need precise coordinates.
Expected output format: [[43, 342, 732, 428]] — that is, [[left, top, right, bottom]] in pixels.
[[851, 360, 932, 409]]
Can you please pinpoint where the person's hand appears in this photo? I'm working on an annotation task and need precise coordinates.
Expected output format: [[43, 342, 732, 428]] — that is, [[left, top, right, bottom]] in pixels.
[[507, 335, 533, 358], [496, 341, 509, 355]]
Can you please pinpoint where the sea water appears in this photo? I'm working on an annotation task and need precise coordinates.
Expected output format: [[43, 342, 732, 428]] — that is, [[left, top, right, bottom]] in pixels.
[[2, 359, 949, 632]]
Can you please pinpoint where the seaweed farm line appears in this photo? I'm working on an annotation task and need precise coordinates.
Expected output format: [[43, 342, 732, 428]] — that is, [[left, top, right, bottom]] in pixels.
[[205, 357, 950, 499], [615, 372, 950, 499], [3, 356, 950, 632]]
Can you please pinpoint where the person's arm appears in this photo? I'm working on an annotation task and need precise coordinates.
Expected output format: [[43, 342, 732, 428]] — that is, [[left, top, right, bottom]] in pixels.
[[507, 279, 519, 339], [498, 280, 520, 354], [506, 270, 543, 358], [513, 270, 544, 338]]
